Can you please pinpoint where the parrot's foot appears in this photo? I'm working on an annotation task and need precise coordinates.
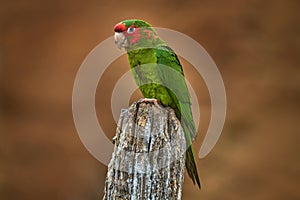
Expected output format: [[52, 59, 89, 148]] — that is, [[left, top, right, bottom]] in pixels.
[[139, 98, 160, 107]]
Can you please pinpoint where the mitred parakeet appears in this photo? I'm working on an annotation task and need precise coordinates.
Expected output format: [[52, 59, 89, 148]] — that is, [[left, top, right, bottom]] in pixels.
[[113, 19, 201, 188]]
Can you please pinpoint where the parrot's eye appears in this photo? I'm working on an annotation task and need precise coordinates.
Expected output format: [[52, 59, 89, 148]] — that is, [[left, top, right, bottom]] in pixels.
[[127, 27, 135, 34]]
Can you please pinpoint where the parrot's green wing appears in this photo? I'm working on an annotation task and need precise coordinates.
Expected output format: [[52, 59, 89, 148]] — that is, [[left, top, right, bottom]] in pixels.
[[155, 45, 201, 188], [156, 45, 196, 136]]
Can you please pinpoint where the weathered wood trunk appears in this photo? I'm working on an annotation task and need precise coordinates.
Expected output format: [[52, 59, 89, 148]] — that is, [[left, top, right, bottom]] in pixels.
[[103, 100, 186, 200]]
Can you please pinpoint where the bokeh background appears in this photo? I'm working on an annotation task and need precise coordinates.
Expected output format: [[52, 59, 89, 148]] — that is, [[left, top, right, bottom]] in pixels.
[[1, 0, 300, 199]]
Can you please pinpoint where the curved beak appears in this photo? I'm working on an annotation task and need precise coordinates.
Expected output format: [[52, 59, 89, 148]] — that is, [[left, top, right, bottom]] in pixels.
[[114, 32, 129, 49]]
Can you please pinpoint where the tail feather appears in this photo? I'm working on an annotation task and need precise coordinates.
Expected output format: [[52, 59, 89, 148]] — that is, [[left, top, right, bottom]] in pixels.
[[182, 121, 201, 189], [172, 102, 201, 188]]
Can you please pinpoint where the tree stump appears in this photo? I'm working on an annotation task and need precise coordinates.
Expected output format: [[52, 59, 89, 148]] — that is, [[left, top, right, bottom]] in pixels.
[[103, 100, 186, 200]]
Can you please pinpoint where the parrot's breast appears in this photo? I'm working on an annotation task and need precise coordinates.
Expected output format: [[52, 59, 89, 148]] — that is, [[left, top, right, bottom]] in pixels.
[[128, 48, 173, 106]]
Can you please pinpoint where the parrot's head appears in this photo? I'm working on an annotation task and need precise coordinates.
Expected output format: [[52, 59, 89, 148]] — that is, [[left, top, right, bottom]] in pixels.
[[114, 19, 161, 50]]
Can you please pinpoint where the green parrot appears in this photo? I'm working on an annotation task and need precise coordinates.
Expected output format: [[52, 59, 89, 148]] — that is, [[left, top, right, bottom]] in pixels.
[[114, 19, 201, 188]]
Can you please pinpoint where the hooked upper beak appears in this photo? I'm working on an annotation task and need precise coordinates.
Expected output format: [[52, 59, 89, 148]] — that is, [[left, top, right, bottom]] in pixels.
[[114, 32, 129, 49]]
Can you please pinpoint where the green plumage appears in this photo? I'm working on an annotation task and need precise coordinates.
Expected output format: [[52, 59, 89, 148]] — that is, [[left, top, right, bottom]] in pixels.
[[115, 19, 201, 188]]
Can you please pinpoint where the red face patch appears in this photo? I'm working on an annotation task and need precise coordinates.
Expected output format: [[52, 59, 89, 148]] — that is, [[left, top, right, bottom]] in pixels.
[[124, 26, 141, 45], [114, 23, 155, 47]]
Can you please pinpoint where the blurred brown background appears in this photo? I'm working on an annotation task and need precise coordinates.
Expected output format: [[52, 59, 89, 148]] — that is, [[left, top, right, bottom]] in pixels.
[[1, 0, 300, 199]]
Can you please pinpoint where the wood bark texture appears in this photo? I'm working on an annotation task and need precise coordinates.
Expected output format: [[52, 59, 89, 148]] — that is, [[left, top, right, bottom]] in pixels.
[[103, 100, 186, 200]]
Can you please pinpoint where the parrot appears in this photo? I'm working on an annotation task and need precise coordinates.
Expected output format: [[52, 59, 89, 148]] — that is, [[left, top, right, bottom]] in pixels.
[[113, 19, 201, 188]]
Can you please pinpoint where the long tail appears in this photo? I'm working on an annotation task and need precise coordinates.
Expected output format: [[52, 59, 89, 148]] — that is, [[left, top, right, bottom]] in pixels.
[[182, 121, 201, 188], [171, 100, 201, 188]]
